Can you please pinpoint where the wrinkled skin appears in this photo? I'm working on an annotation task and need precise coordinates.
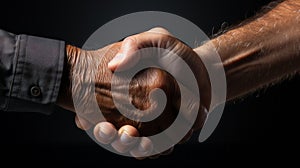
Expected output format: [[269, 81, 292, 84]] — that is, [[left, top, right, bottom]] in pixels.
[[58, 42, 180, 136], [108, 29, 212, 131], [56, 32, 212, 158], [95, 43, 181, 136], [57, 36, 210, 137]]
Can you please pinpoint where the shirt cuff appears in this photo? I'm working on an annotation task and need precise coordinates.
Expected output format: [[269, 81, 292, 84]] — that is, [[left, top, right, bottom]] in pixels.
[[3, 34, 65, 114]]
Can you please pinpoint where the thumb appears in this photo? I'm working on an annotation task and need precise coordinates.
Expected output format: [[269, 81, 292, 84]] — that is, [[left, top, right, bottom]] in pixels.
[[108, 37, 140, 71], [108, 27, 172, 71]]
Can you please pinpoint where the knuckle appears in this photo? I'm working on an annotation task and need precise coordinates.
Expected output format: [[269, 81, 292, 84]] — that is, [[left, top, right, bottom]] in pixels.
[[149, 27, 171, 35], [123, 36, 137, 45]]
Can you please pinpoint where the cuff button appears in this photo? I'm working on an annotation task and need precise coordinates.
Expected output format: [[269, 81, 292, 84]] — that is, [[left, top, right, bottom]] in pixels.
[[30, 86, 41, 97]]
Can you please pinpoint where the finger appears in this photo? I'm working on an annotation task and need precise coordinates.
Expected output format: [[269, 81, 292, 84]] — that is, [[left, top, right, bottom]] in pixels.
[[75, 115, 93, 130], [161, 146, 174, 156], [108, 37, 140, 71], [108, 27, 172, 71], [148, 147, 174, 159], [160, 83, 199, 144], [193, 105, 209, 130], [93, 122, 117, 144], [147, 27, 172, 35], [174, 82, 207, 128], [178, 129, 194, 144], [129, 137, 153, 158], [149, 154, 161, 159], [111, 125, 139, 153]]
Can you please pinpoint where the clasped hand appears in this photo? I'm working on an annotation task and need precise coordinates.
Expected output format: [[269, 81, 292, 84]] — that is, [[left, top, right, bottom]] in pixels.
[[57, 27, 211, 158]]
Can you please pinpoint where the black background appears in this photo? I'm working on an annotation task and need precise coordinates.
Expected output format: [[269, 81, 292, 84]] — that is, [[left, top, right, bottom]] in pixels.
[[0, 0, 299, 166]]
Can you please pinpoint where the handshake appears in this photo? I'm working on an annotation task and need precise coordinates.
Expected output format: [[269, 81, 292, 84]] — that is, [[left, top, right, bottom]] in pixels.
[[54, 0, 300, 159], [0, 0, 297, 160], [56, 27, 217, 158], [54, 0, 300, 156]]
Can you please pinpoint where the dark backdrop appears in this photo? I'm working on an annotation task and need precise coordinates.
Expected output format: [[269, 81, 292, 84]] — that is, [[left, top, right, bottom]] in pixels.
[[0, 0, 298, 166]]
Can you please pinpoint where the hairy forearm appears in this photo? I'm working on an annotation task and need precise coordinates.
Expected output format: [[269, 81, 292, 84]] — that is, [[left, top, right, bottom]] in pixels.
[[197, 0, 300, 101]]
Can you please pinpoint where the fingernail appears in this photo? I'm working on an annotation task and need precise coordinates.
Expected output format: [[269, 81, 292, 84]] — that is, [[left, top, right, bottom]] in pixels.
[[108, 53, 124, 66], [99, 125, 115, 139], [120, 131, 134, 145]]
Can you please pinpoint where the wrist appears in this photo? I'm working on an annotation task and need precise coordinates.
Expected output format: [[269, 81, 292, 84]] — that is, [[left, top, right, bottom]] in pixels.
[[56, 44, 80, 111], [194, 41, 227, 110]]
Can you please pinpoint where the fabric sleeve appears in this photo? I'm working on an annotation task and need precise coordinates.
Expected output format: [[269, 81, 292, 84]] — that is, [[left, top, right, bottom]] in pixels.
[[0, 29, 65, 114]]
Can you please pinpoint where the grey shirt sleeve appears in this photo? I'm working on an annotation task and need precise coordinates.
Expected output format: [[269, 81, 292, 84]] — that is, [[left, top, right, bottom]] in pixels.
[[0, 29, 65, 114]]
